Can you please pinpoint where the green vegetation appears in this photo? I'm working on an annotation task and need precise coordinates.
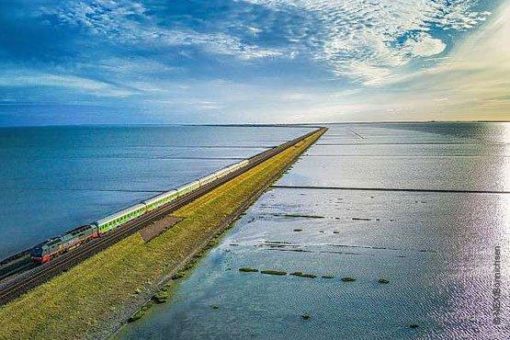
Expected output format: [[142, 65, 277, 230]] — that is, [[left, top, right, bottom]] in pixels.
[[152, 290, 170, 304], [239, 267, 259, 273], [341, 277, 356, 282], [274, 214, 325, 219], [0, 130, 324, 339], [290, 272, 317, 279], [128, 302, 153, 323], [171, 272, 185, 280], [260, 270, 287, 276]]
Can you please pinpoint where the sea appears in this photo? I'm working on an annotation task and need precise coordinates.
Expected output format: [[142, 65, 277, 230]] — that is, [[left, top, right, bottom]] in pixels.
[[0, 125, 313, 259], [116, 122, 510, 339]]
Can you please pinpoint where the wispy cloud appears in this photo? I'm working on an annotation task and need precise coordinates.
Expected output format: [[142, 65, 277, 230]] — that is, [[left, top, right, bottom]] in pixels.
[[165, 0, 510, 124], [401, 32, 446, 58], [0, 71, 136, 97], [0, 0, 505, 124], [36, 0, 491, 84], [298, 1, 510, 122], [247, 0, 490, 84], [39, 0, 283, 61]]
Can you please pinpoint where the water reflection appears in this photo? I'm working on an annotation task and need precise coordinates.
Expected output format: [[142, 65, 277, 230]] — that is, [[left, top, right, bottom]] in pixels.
[[119, 122, 510, 339]]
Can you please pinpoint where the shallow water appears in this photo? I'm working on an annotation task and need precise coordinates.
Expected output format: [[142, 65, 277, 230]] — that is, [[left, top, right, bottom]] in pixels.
[[282, 123, 510, 192], [118, 122, 510, 339], [0, 125, 312, 258]]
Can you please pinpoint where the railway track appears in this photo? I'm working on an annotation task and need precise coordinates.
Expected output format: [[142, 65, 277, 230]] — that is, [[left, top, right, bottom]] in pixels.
[[0, 261, 37, 283], [0, 127, 326, 306]]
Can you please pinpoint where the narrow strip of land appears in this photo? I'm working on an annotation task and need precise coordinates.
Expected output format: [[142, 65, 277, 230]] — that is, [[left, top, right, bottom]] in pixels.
[[348, 129, 365, 139], [305, 154, 509, 158], [272, 185, 510, 194], [153, 145, 274, 149], [316, 142, 509, 145], [0, 130, 319, 289], [0, 128, 325, 340]]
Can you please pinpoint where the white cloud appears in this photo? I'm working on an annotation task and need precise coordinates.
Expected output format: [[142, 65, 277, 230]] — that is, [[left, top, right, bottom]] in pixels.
[[159, 30, 283, 60], [37, 0, 491, 86], [10, 0, 501, 122], [164, 0, 510, 124], [40, 0, 283, 61], [0, 71, 135, 97], [402, 33, 446, 57], [246, 0, 490, 84], [306, 1, 510, 122]]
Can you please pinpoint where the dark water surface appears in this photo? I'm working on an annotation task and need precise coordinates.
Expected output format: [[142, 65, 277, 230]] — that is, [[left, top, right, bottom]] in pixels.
[[0, 125, 312, 258], [118, 122, 510, 339]]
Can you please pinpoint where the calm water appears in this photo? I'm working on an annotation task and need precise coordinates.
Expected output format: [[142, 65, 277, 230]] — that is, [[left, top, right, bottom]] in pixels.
[[119, 122, 510, 339], [0, 125, 312, 258]]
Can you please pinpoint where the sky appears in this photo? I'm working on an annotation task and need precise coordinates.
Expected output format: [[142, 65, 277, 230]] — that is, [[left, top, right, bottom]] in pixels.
[[0, 0, 508, 125]]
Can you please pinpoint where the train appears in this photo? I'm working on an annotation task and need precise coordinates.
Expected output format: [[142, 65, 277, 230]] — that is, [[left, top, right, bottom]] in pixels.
[[30, 160, 250, 263]]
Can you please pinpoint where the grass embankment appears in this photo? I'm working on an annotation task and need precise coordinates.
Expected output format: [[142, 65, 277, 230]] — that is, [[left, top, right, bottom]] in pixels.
[[0, 129, 324, 339]]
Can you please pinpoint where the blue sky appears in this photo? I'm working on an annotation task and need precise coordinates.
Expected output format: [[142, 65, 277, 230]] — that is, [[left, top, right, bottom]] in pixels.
[[0, 0, 508, 125]]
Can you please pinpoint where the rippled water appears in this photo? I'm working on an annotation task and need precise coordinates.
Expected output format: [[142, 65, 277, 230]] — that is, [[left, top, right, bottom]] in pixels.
[[0, 125, 312, 258], [119, 122, 510, 339], [281, 123, 510, 192]]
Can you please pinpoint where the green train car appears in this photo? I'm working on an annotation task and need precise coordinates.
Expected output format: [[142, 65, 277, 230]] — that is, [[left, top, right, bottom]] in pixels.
[[30, 159, 252, 263], [93, 203, 147, 234], [143, 190, 179, 212]]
